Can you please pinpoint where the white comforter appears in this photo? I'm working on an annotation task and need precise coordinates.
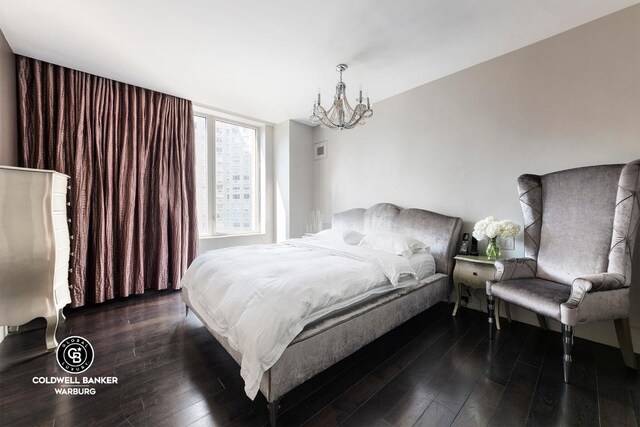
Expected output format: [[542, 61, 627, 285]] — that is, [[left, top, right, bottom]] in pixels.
[[181, 238, 431, 399]]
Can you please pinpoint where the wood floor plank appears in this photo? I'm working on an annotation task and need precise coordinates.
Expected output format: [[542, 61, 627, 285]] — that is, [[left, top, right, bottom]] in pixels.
[[595, 343, 638, 427], [414, 401, 457, 427], [337, 310, 484, 427], [487, 361, 540, 427], [1, 292, 638, 427], [526, 333, 598, 427], [451, 377, 505, 427], [301, 312, 455, 426]]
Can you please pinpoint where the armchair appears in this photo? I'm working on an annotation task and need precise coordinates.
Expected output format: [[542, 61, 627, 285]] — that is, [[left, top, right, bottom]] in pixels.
[[486, 160, 640, 383]]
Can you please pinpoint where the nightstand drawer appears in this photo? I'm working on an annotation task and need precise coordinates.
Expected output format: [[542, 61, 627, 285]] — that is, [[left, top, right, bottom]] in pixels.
[[456, 261, 495, 287]]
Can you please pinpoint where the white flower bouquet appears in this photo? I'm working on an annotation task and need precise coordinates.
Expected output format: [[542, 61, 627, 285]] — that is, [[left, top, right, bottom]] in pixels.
[[472, 216, 521, 259]]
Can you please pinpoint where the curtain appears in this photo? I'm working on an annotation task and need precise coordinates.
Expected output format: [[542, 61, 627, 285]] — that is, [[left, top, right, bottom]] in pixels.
[[16, 56, 198, 307]]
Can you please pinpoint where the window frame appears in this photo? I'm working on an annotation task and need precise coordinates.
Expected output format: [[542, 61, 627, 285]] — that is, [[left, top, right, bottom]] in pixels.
[[194, 113, 262, 237]]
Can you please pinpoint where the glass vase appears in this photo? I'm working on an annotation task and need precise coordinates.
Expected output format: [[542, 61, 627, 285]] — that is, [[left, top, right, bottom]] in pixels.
[[486, 238, 501, 260]]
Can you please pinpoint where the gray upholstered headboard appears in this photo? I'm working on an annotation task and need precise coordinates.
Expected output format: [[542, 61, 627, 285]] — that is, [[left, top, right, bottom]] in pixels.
[[332, 203, 463, 277]]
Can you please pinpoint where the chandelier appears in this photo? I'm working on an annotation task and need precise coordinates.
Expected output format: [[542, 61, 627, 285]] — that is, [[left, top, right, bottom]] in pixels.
[[310, 64, 373, 130]]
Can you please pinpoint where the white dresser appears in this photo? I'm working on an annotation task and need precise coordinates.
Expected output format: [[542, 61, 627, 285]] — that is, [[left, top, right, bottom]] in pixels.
[[0, 166, 72, 350]]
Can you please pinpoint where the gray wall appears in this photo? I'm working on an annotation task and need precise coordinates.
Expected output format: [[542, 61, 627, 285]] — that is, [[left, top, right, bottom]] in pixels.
[[275, 120, 314, 241], [313, 5, 640, 348], [0, 26, 16, 166]]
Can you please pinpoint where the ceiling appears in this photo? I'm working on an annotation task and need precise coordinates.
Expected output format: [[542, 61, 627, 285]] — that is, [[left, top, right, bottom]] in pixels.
[[0, 0, 637, 124]]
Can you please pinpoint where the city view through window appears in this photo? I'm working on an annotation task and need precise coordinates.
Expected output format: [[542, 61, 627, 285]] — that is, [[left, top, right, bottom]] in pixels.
[[194, 116, 258, 236]]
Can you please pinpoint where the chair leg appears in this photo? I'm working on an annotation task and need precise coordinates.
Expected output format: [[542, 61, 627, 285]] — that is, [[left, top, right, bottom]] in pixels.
[[536, 314, 549, 330], [185, 304, 189, 316], [487, 295, 495, 340], [614, 319, 637, 369], [268, 398, 281, 427], [505, 302, 512, 323], [562, 324, 574, 383]]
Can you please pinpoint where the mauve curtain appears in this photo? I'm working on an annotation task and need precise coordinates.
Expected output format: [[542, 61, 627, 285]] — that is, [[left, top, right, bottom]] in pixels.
[[16, 56, 198, 307]]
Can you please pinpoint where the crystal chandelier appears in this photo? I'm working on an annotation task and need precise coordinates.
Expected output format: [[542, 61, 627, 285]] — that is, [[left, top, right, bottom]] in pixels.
[[310, 64, 373, 130]]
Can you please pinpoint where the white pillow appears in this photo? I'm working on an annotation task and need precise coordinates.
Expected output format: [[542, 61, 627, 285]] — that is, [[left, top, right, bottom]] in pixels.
[[315, 228, 365, 245], [409, 250, 436, 280], [359, 232, 428, 258]]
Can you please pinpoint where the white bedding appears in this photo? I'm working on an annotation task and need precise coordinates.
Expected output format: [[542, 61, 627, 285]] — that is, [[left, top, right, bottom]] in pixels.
[[181, 238, 436, 399]]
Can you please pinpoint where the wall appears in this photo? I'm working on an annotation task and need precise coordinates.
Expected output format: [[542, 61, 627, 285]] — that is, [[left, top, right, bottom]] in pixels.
[[275, 120, 314, 241], [312, 5, 640, 349], [0, 26, 16, 166], [0, 26, 16, 343], [289, 121, 314, 237], [275, 121, 291, 241]]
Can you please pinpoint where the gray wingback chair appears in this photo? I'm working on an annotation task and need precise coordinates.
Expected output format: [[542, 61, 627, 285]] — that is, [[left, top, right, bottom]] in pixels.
[[486, 160, 640, 383]]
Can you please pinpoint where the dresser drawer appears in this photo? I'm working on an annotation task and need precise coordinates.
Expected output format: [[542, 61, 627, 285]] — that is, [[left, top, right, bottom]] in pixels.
[[52, 174, 69, 195], [54, 280, 72, 307], [56, 246, 70, 269], [55, 229, 70, 250], [53, 212, 69, 231], [52, 193, 68, 212], [54, 265, 70, 288], [456, 261, 496, 287]]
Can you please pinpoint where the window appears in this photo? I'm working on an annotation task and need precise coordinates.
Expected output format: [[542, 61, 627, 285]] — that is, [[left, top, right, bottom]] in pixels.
[[194, 116, 260, 236]]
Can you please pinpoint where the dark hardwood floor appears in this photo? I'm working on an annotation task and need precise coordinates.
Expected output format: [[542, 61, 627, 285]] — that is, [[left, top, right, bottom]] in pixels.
[[1, 291, 638, 426]]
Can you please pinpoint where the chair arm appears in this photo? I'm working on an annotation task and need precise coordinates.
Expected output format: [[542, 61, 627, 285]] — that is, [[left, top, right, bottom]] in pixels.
[[494, 258, 537, 281], [564, 273, 626, 309]]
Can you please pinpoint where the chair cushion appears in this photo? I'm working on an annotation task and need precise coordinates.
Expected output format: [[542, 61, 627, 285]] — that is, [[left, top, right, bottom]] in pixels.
[[536, 165, 622, 285], [490, 278, 571, 321]]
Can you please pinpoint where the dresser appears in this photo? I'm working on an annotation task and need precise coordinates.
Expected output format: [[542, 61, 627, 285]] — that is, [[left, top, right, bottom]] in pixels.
[[0, 166, 72, 350], [452, 255, 510, 329]]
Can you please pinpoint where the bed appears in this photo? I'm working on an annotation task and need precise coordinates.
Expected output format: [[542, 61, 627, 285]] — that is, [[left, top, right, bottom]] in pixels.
[[181, 203, 462, 425]]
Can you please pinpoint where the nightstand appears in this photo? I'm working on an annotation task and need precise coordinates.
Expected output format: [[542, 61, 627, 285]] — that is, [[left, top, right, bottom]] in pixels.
[[452, 255, 510, 329]]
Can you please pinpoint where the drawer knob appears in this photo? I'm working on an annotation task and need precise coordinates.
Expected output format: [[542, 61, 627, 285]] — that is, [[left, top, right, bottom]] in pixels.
[[67, 202, 71, 206]]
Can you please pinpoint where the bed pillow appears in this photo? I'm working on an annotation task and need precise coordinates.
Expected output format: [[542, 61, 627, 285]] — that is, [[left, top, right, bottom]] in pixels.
[[314, 228, 365, 245], [359, 232, 428, 258], [409, 250, 436, 280]]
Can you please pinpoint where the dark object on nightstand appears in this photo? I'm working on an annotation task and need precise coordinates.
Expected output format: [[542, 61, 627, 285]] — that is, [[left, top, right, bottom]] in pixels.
[[470, 237, 479, 256], [458, 233, 470, 255]]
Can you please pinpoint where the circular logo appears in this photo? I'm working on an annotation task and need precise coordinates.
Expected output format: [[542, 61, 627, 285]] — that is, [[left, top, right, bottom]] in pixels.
[[56, 336, 94, 374]]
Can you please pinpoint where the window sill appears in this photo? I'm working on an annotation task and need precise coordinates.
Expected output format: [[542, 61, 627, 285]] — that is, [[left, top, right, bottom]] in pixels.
[[199, 232, 266, 240]]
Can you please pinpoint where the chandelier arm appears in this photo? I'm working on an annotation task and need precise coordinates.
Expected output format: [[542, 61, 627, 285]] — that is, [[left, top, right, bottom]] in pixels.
[[320, 115, 340, 128], [318, 104, 342, 128], [342, 104, 367, 128], [344, 113, 364, 129]]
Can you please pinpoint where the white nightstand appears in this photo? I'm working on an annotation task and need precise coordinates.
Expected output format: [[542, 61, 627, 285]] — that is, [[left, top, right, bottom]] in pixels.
[[452, 255, 510, 329]]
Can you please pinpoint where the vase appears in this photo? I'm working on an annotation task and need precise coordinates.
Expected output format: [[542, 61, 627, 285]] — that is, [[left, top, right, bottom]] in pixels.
[[486, 238, 500, 260]]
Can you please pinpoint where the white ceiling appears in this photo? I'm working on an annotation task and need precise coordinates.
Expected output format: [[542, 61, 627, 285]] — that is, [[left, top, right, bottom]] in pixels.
[[0, 0, 637, 124]]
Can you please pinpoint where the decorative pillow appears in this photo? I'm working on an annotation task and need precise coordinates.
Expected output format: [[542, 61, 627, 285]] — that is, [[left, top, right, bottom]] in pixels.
[[314, 228, 365, 245], [358, 232, 428, 258], [409, 250, 436, 280]]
